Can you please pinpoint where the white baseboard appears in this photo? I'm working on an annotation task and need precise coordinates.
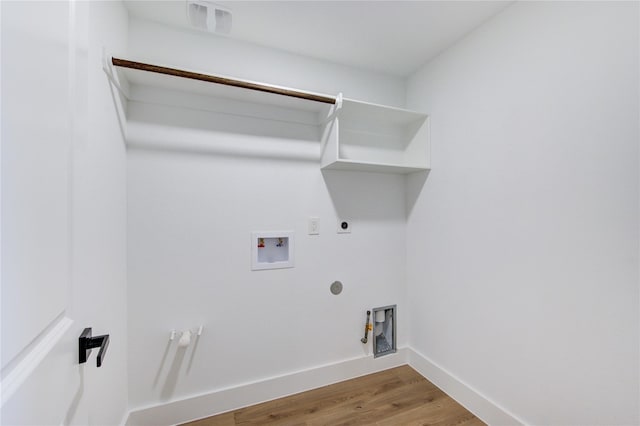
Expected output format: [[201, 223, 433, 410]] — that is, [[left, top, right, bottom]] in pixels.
[[126, 348, 409, 426], [125, 347, 525, 426], [407, 348, 525, 426], [118, 410, 129, 426]]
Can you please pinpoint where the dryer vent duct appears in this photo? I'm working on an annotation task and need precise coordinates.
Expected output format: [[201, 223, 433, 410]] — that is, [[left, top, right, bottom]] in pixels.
[[187, 1, 232, 35]]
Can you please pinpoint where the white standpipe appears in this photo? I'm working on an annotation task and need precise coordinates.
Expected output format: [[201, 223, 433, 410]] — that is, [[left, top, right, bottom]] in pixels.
[[169, 325, 203, 346], [178, 330, 192, 347]]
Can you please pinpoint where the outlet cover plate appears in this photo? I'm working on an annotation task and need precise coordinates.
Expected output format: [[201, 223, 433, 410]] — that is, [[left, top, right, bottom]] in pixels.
[[308, 217, 319, 235]]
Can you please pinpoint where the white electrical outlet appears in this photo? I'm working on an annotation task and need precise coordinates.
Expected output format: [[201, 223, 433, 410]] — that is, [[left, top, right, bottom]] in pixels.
[[308, 217, 320, 235], [337, 219, 351, 234]]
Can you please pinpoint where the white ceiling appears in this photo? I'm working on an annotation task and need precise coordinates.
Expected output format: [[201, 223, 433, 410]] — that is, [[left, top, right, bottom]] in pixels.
[[124, 1, 512, 77]]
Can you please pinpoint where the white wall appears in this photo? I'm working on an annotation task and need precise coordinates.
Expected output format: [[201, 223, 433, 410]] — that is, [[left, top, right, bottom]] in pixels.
[[406, 2, 639, 425], [127, 18, 406, 108], [126, 21, 408, 410]]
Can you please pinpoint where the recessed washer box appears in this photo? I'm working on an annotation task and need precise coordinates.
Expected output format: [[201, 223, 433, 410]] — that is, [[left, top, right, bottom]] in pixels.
[[251, 231, 295, 271]]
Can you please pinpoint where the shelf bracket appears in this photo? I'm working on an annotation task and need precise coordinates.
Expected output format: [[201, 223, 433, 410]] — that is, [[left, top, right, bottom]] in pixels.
[[102, 51, 130, 100], [320, 92, 344, 125]]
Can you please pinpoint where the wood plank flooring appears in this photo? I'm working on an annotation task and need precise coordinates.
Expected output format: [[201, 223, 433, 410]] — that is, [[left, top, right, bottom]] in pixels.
[[183, 366, 484, 426]]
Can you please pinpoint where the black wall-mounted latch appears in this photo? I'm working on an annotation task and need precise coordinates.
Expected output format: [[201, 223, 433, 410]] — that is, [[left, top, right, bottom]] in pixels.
[[79, 328, 110, 367]]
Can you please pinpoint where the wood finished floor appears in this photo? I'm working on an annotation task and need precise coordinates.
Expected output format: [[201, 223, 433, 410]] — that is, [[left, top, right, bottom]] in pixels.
[[183, 365, 485, 426]]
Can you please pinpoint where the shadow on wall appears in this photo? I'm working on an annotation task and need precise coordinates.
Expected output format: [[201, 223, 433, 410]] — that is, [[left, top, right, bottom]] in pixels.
[[120, 96, 324, 164], [322, 169, 429, 221], [128, 101, 321, 142], [152, 334, 203, 401], [63, 369, 85, 425], [405, 170, 430, 218], [125, 131, 320, 165], [106, 74, 327, 163], [123, 103, 322, 163], [322, 169, 430, 221], [160, 347, 187, 401]]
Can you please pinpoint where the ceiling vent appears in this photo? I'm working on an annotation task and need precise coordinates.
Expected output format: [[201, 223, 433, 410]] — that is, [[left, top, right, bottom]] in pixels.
[[187, 1, 232, 35]]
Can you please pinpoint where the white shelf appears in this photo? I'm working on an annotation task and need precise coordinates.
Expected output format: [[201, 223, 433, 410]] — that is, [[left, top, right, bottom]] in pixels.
[[107, 57, 335, 127], [107, 58, 430, 174], [321, 98, 430, 174]]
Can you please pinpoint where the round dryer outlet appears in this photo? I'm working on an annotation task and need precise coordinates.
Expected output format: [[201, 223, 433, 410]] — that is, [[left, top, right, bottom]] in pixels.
[[337, 219, 351, 234]]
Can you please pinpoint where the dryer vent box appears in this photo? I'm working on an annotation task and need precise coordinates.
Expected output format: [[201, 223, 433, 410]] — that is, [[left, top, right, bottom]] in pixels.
[[187, 1, 232, 34], [372, 305, 396, 358]]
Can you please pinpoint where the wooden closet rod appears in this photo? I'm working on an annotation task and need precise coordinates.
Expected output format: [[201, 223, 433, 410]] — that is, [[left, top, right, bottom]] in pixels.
[[112, 58, 337, 105]]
